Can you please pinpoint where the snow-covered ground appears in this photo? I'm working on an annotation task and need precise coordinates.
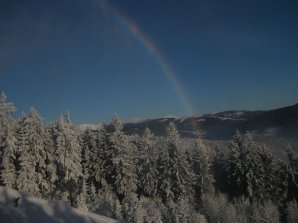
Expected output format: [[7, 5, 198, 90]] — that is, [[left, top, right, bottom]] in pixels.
[[0, 186, 118, 223]]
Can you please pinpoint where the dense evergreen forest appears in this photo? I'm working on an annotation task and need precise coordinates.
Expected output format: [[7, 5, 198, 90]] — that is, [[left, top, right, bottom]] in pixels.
[[0, 92, 297, 222]]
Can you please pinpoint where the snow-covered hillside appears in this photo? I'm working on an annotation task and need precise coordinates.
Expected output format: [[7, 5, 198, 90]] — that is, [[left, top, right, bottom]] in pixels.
[[122, 103, 298, 139], [0, 187, 118, 223]]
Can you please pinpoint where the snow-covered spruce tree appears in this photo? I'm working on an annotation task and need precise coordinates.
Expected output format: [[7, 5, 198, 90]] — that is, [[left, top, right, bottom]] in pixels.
[[212, 144, 231, 195], [137, 127, 159, 197], [158, 122, 194, 203], [257, 145, 281, 201], [80, 127, 106, 190], [191, 139, 214, 201], [80, 126, 110, 212], [93, 127, 109, 185], [103, 114, 137, 201], [226, 131, 256, 199], [18, 108, 47, 196], [134, 196, 163, 223], [0, 92, 17, 188], [285, 146, 298, 202], [166, 196, 204, 223], [15, 111, 39, 196], [80, 128, 96, 182], [274, 146, 298, 221], [81, 128, 95, 174], [76, 176, 88, 211], [42, 127, 58, 199], [87, 182, 99, 212], [13, 113, 26, 177], [121, 192, 140, 223], [51, 112, 82, 206], [226, 131, 278, 202], [97, 178, 122, 219]]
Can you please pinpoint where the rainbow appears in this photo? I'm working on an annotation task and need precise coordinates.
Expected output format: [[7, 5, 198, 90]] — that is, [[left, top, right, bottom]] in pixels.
[[96, 0, 202, 136]]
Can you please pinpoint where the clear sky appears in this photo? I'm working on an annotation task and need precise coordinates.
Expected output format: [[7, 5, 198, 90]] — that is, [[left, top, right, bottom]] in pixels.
[[1, 0, 298, 123]]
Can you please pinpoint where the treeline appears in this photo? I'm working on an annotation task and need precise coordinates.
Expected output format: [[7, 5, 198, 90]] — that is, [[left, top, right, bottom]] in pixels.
[[0, 92, 297, 222]]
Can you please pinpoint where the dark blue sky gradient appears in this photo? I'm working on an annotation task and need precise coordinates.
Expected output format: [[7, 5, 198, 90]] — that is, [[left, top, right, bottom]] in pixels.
[[1, 0, 298, 123]]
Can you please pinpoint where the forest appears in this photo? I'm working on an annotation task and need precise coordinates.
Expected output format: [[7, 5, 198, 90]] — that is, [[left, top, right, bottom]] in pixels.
[[0, 92, 297, 223]]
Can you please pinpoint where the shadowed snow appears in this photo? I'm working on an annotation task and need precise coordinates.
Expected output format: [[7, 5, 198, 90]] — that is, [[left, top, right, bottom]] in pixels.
[[0, 187, 118, 223]]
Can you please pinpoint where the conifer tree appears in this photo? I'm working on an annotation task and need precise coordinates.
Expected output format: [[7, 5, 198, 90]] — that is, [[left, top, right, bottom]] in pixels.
[[27, 108, 46, 171], [137, 127, 158, 197], [81, 127, 103, 190], [0, 92, 17, 188], [227, 131, 254, 198], [42, 127, 57, 198], [97, 179, 122, 219], [191, 140, 214, 200], [159, 122, 194, 202], [226, 131, 278, 201], [21, 108, 47, 196], [76, 176, 88, 211], [81, 128, 95, 176], [16, 112, 41, 196], [285, 146, 298, 202], [93, 127, 108, 185], [103, 114, 137, 200], [257, 145, 280, 201], [51, 112, 82, 206], [87, 182, 99, 212]]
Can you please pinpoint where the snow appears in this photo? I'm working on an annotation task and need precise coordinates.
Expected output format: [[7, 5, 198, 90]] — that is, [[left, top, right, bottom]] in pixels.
[[0, 186, 118, 223], [124, 117, 146, 124], [157, 119, 169, 123], [251, 127, 280, 137], [214, 117, 238, 121], [234, 112, 245, 117], [78, 123, 103, 131], [160, 115, 179, 119]]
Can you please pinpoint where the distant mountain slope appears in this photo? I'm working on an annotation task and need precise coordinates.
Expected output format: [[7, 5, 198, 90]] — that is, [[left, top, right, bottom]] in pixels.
[[0, 187, 117, 223], [122, 103, 298, 140]]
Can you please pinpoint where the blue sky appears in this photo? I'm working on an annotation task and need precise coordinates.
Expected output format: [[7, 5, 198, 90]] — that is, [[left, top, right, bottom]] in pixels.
[[1, 0, 298, 123]]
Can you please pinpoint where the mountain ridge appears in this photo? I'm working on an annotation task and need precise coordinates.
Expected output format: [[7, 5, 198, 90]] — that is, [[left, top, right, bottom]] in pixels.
[[121, 103, 298, 139]]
